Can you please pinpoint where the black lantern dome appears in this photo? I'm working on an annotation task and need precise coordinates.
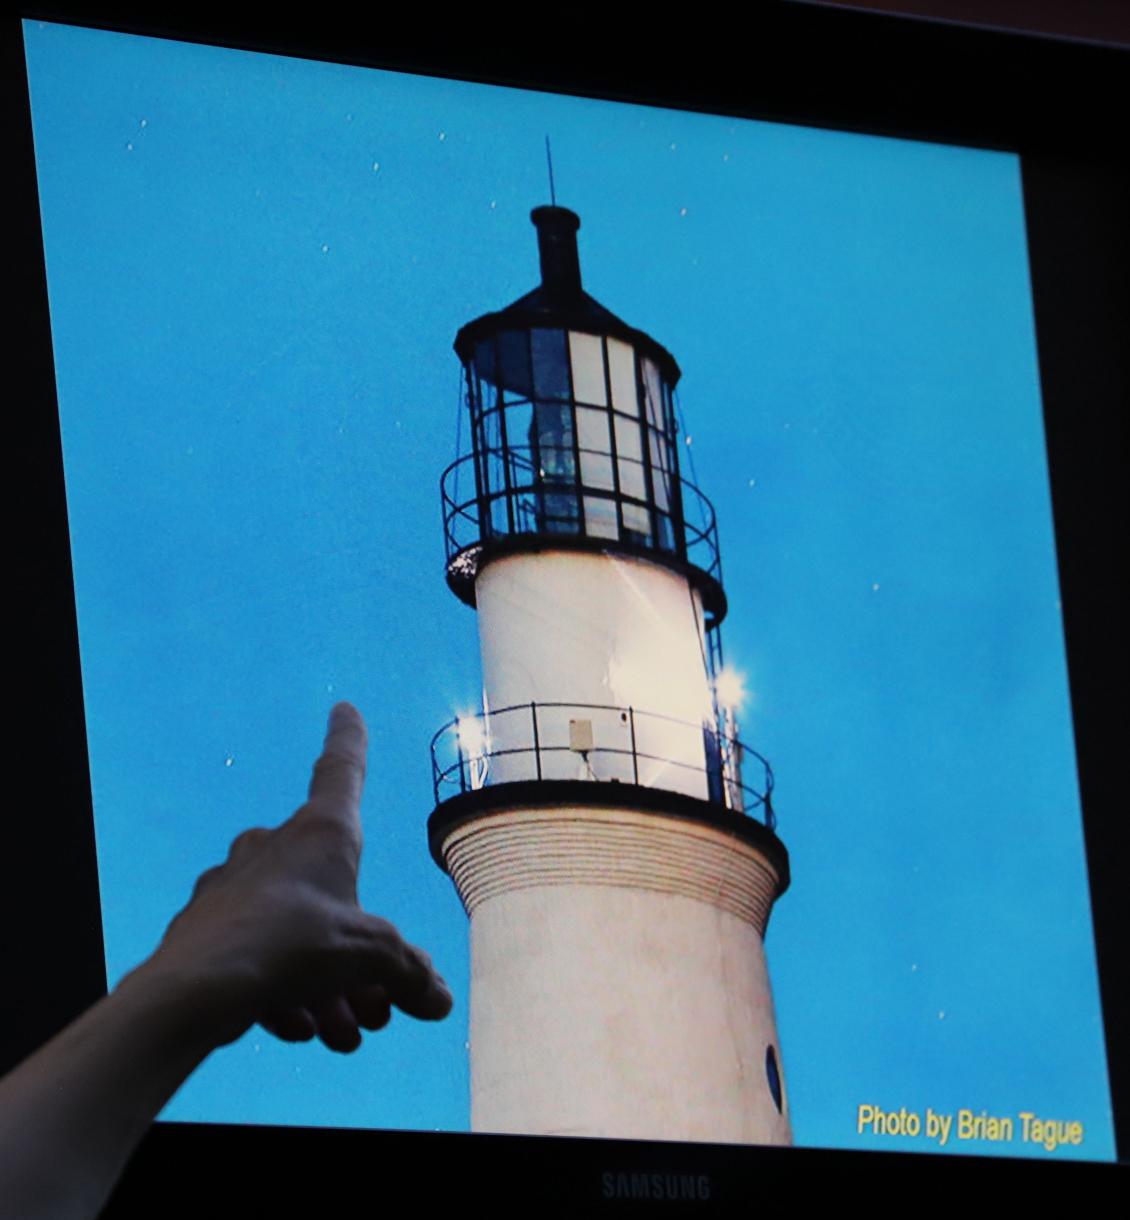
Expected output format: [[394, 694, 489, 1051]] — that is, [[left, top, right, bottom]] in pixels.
[[442, 206, 726, 625]]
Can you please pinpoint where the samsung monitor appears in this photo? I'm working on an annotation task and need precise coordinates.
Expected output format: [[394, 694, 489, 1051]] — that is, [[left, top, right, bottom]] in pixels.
[[7, 5, 1127, 1210]]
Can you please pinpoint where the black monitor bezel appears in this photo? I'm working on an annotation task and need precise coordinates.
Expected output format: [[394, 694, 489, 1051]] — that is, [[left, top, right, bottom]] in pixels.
[[7, 5, 1127, 1206]]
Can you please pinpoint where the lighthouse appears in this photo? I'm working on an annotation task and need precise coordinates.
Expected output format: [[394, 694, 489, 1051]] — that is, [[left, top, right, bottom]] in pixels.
[[427, 205, 792, 1144]]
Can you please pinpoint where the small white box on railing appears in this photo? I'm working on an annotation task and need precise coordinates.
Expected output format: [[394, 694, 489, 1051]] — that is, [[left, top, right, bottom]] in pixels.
[[569, 718, 594, 753]]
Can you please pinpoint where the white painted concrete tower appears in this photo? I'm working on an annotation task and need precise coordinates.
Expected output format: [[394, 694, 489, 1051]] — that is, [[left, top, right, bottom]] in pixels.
[[428, 206, 791, 1144]]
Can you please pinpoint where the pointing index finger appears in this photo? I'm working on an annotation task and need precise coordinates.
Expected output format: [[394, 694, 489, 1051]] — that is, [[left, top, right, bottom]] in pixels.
[[307, 702, 368, 815]]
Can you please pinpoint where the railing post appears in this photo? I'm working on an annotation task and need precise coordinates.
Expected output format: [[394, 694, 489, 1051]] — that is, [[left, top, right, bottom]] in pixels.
[[458, 739, 467, 795], [531, 702, 542, 780], [628, 706, 639, 785]]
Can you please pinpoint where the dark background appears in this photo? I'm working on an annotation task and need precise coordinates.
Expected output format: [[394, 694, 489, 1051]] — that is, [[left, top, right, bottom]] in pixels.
[[6, 2, 1127, 1208], [811, 0, 1130, 46]]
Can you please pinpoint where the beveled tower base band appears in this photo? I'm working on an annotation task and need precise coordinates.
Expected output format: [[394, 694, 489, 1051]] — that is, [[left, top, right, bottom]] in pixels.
[[438, 802, 784, 935]]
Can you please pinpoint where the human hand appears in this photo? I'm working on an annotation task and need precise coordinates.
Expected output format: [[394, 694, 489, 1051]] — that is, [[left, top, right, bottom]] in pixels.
[[134, 702, 452, 1054]]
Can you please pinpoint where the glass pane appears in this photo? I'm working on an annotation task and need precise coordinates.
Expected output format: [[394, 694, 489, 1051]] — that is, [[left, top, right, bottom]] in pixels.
[[607, 338, 638, 416], [490, 494, 510, 535], [533, 401, 575, 481], [569, 332, 607, 406], [649, 427, 670, 473], [656, 512, 676, 551], [581, 450, 615, 491], [506, 402, 534, 481], [642, 359, 665, 431], [584, 495, 619, 539], [618, 456, 647, 501], [614, 413, 643, 463], [482, 407, 503, 461], [622, 501, 652, 540], [538, 445, 575, 483], [472, 367, 498, 415], [662, 381, 677, 436], [486, 447, 507, 497], [497, 330, 534, 398], [650, 427, 671, 512], [531, 328, 570, 401], [515, 490, 539, 533], [539, 488, 580, 533], [576, 405, 611, 455], [509, 447, 535, 491]]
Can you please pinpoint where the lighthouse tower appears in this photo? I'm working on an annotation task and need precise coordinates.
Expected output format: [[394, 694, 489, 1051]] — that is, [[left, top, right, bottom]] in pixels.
[[428, 205, 792, 1144]]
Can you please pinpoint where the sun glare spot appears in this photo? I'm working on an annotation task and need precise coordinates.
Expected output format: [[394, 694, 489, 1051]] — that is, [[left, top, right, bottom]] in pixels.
[[456, 715, 485, 756], [714, 667, 747, 712]]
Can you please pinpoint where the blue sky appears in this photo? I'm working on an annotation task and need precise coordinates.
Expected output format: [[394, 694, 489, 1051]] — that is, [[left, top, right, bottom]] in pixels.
[[23, 19, 1113, 1159]]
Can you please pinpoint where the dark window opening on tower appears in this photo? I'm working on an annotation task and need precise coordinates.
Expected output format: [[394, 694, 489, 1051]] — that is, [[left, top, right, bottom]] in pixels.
[[766, 1044, 784, 1114]]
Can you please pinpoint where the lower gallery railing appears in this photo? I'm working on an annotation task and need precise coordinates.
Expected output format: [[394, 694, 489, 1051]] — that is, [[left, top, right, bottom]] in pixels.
[[430, 700, 775, 830]]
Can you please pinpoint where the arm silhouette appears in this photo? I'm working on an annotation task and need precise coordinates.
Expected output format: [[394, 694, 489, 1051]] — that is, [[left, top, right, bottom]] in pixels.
[[0, 702, 452, 1220]]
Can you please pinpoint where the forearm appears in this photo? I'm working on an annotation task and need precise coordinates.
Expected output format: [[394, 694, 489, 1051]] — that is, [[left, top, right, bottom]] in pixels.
[[0, 963, 217, 1220]]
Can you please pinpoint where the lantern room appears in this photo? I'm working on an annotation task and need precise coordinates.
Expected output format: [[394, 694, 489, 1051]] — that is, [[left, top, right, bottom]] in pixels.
[[443, 206, 727, 626]]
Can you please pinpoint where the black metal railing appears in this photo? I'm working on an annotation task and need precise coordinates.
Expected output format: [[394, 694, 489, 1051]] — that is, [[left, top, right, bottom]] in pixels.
[[440, 446, 723, 590], [430, 700, 775, 830]]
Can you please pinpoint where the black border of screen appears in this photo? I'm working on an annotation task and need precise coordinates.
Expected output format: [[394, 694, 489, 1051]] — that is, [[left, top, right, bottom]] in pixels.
[[6, 4, 1127, 1207]]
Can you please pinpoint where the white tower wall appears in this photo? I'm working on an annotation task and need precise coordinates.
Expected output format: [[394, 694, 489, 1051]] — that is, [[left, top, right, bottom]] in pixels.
[[439, 803, 791, 1143], [435, 547, 792, 1144], [474, 550, 715, 799]]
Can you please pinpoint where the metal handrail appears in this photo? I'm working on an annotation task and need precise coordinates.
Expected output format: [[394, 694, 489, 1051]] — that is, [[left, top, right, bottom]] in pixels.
[[430, 700, 775, 830], [440, 447, 722, 584]]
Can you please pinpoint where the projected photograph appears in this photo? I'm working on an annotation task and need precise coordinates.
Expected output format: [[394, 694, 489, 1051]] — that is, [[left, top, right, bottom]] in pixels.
[[22, 19, 1114, 1159]]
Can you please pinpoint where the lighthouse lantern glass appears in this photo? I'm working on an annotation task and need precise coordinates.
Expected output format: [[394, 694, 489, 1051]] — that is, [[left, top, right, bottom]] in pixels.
[[569, 331, 607, 405], [497, 329, 533, 398], [531, 328, 570, 400], [463, 326, 686, 559], [607, 337, 638, 415]]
